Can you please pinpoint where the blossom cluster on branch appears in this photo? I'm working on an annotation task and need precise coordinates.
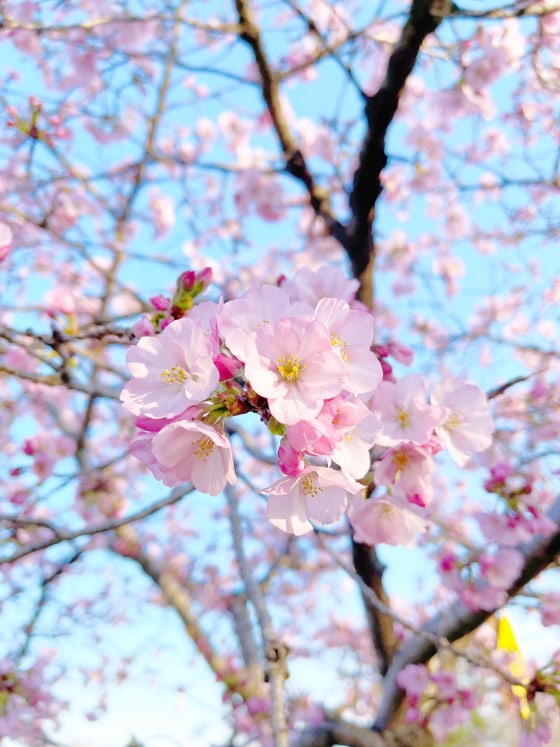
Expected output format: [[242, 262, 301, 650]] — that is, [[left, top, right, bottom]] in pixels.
[[121, 265, 494, 544]]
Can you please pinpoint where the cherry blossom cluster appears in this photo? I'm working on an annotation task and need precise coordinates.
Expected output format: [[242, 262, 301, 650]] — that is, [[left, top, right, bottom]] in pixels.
[[396, 664, 478, 741], [0, 657, 63, 746], [6, 96, 71, 149], [121, 266, 494, 543], [398, 656, 559, 747]]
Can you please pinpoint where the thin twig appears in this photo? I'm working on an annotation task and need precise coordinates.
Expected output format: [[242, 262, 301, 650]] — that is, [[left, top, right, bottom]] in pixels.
[[226, 483, 290, 747], [1, 485, 192, 565]]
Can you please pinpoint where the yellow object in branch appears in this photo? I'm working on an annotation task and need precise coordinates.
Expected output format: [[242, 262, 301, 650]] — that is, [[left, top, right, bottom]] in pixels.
[[496, 614, 531, 720]]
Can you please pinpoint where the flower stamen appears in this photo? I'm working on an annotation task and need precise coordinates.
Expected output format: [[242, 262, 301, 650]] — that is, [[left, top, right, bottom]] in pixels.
[[277, 354, 304, 382], [193, 435, 215, 462], [330, 334, 349, 363], [396, 407, 410, 429], [446, 411, 463, 430], [161, 365, 188, 385], [301, 472, 322, 498]]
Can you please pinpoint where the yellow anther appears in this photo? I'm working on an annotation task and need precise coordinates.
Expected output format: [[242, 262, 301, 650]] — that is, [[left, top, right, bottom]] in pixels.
[[396, 407, 410, 428], [344, 428, 356, 443], [161, 365, 188, 385], [380, 502, 397, 518], [301, 472, 322, 498], [192, 436, 214, 462], [277, 354, 304, 382], [446, 411, 463, 430], [330, 334, 349, 363], [393, 450, 409, 470]]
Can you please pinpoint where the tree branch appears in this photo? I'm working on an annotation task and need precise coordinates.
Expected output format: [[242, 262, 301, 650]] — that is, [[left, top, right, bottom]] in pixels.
[[233, 0, 347, 246], [352, 541, 397, 676], [226, 483, 290, 747], [16, 548, 83, 661], [294, 719, 385, 747], [347, 0, 451, 303], [450, 0, 560, 19], [373, 496, 560, 730], [114, 525, 262, 703], [1, 485, 192, 565], [229, 593, 264, 683], [295, 721, 435, 747]]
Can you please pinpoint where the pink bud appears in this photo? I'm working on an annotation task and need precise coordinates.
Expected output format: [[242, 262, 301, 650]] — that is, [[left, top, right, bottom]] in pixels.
[[373, 344, 389, 358], [10, 491, 28, 505], [179, 270, 196, 291], [439, 553, 457, 572], [386, 341, 414, 366], [196, 266, 213, 288], [407, 492, 426, 508], [23, 439, 35, 456], [425, 433, 444, 456], [149, 294, 170, 311], [214, 353, 242, 380], [278, 438, 305, 476]]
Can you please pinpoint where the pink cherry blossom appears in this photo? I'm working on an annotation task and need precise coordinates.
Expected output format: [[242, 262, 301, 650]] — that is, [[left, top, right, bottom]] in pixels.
[[373, 442, 434, 508], [480, 548, 524, 589], [313, 297, 383, 395], [540, 592, 560, 627], [330, 402, 380, 479], [130, 434, 181, 487], [284, 393, 378, 479], [369, 374, 443, 446], [281, 265, 360, 306], [132, 315, 155, 338], [396, 663, 429, 698], [151, 420, 236, 496], [430, 379, 494, 466], [349, 497, 429, 546], [286, 394, 372, 454], [216, 285, 311, 361], [429, 696, 474, 742], [121, 317, 219, 418], [519, 721, 552, 747], [244, 317, 346, 425], [240, 170, 286, 222], [475, 511, 534, 547], [262, 466, 364, 535]]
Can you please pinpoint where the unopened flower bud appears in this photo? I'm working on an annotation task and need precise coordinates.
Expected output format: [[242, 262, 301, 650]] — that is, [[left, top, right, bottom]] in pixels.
[[196, 267, 213, 289], [214, 353, 243, 381], [149, 294, 170, 311], [178, 270, 196, 292]]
